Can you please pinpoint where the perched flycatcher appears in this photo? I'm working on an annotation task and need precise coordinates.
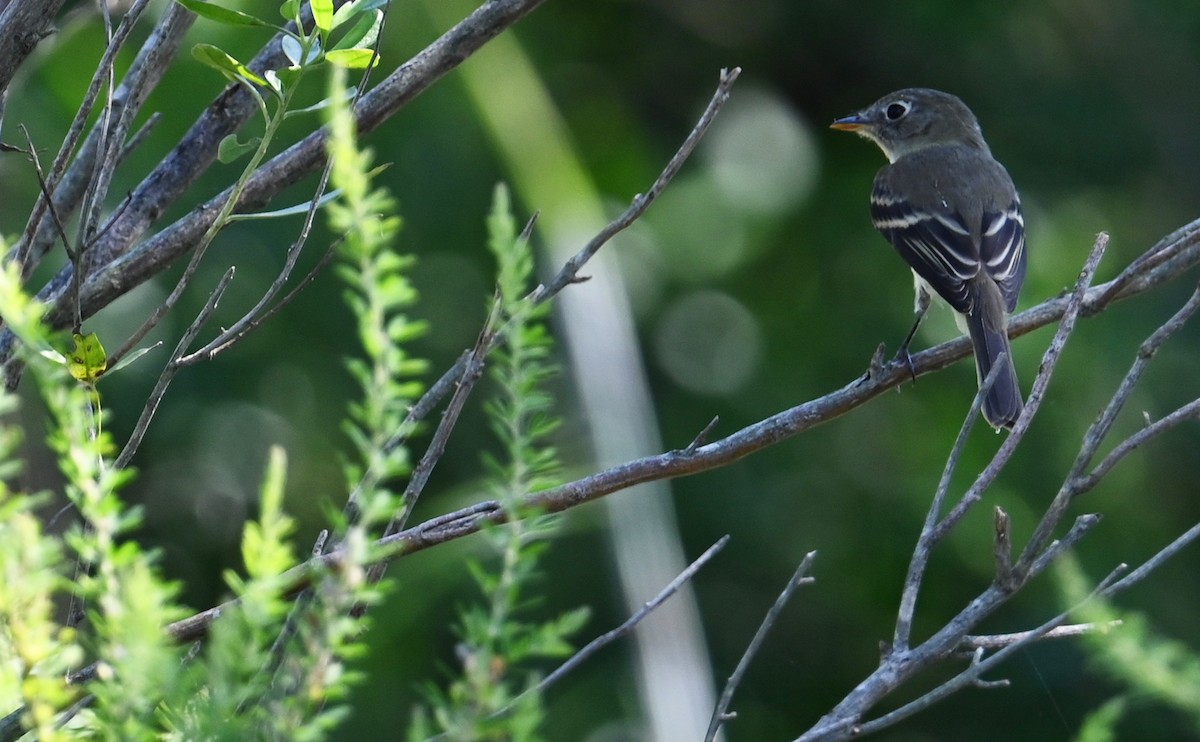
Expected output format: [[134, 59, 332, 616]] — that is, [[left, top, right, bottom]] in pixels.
[[831, 88, 1027, 430]]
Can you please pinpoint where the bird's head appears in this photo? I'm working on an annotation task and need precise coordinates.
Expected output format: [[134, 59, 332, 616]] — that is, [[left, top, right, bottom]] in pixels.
[[830, 88, 988, 162]]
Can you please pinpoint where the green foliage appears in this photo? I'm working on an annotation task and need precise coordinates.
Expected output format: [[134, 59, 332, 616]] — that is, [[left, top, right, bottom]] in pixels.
[[1058, 556, 1200, 739], [174, 0, 382, 79], [0, 58, 423, 740], [412, 185, 585, 741], [1075, 696, 1127, 742], [177, 0, 385, 172], [173, 0, 275, 29], [325, 64, 426, 508]]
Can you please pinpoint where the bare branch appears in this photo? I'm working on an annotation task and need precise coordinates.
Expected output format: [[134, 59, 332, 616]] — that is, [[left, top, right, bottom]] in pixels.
[[1074, 398, 1200, 495], [1068, 283, 1200, 485], [497, 535, 730, 731], [12, 1, 193, 280], [894, 357, 1000, 653], [1016, 279, 1200, 576], [958, 621, 1122, 651], [363, 296, 501, 588], [930, 232, 1110, 545], [364, 66, 742, 465], [114, 267, 235, 468], [836, 564, 1130, 741], [0, 0, 64, 96], [685, 416, 721, 455], [527, 66, 741, 305], [27, 0, 549, 346], [706, 550, 817, 742]]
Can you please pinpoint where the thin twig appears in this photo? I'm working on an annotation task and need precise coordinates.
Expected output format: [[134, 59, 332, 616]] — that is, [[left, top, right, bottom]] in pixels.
[[177, 36, 389, 366], [12, 0, 192, 280], [1074, 398, 1200, 495], [1015, 276, 1197, 576], [893, 357, 1001, 653], [527, 67, 740, 305], [930, 232, 1110, 546], [358, 298, 502, 589], [191, 240, 340, 362], [4, 0, 551, 376], [958, 621, 1122, 651], [114, 268, 235, 468], [1067, 283, 1200, 485], [839, 564, 1129, 741], [705, 550, 817, 742], [685, 416, 721, 455], [369, 66, 742, 464], [497, 535, 730, 729]]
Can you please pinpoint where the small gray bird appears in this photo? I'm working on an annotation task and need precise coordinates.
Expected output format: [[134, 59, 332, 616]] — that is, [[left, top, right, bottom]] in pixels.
[[831, 88, 1027, 430]]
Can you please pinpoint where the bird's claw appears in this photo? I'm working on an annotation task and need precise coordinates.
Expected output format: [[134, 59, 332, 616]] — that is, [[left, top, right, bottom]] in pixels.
[[894, 345, 917, 383]]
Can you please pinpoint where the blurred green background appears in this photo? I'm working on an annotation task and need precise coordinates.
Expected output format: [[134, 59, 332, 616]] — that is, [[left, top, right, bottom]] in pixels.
[[5, 0, 1200, 739]]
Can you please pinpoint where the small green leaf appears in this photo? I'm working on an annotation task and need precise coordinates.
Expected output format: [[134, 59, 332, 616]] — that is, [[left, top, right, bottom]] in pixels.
[[331, 9, 381, 51], [227, 190, 342, 221], [272, 65, 305, 92], [325, 48, 378, 70], [38, 348, 66, 365], [280, 35, 322, 67], [330, 0, 387, 29], [107, 342, 161, 374], [218, 133, 261, 163], [311, 0, 334, 35], [330, 0, 362, 30], [281, 35, 303, 66], [192, 43, 268, 86], [282, 88, 354, 118], [67, 333, 107, 383], [278, 0, 300, 23], [175, 0, 273, 27]]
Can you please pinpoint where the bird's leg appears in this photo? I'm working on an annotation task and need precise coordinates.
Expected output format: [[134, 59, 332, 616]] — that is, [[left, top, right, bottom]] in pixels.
[[895, 286, 931, 381]]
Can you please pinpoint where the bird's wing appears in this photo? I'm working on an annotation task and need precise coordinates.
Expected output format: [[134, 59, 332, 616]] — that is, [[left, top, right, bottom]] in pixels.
[[870, 182, 978, 313], [979, 203, 1027, 312], [871, 183, 1027, 315]]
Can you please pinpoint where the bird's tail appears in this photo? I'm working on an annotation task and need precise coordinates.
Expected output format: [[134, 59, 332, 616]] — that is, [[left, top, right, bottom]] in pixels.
[[964, 279, 1022, 427]]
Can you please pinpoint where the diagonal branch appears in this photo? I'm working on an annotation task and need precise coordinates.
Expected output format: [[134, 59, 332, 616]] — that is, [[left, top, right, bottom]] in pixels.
[[0, 0, 547, 409], [0, 0, 549, 376]]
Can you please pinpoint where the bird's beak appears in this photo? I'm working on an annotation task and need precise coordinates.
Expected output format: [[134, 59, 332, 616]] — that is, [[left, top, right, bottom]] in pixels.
[[830, 113, 868, 132]]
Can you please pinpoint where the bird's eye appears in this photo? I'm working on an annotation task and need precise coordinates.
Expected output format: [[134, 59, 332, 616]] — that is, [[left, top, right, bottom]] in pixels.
[[885, 101, 911, 121]]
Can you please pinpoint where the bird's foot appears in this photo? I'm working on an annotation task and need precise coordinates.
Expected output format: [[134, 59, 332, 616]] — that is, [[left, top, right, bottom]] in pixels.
[[893, 345, 917, 383]]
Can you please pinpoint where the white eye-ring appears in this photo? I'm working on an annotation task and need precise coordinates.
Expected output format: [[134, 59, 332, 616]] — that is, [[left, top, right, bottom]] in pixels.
[[885, 100, 911, 121]]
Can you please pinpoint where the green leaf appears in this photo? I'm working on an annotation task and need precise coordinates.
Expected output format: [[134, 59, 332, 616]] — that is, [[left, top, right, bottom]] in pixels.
[[217, 133, 261, 163], [67, 333, 106, 383], [278, 0, 300, 23], [192, 43, 267, 87], [227, 190, 342, 221], [282, 88, 355, 118], [331, 9, 382, 51], [174, 0, 274, 27], [269, 65, 304, 93], [1074, 696, 1127, 742], [330, 0, 362, 30], [242, 446, 295, 580], [311, 0, 334, 35], [278, 35, 321, 66], [325, 48, 378, 69], [107, 342, 161, 375]]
